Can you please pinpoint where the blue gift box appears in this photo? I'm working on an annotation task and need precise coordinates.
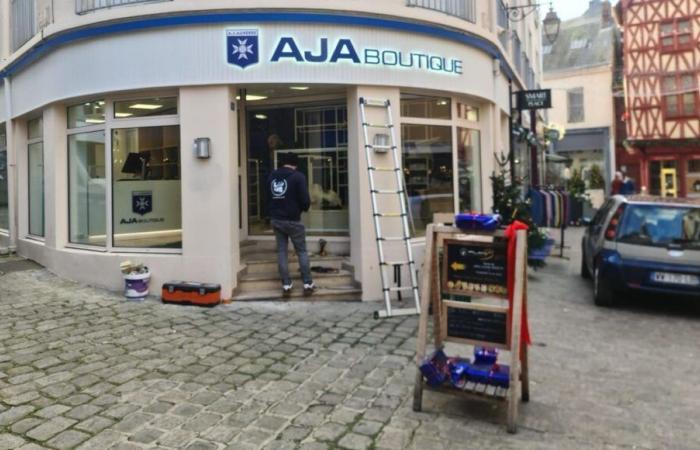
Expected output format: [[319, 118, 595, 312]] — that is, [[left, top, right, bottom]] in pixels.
[[455, 213, 502, 231], [474, 347, 499, 365], [466, 363, 510, 388], [420, 350, 449, 387]]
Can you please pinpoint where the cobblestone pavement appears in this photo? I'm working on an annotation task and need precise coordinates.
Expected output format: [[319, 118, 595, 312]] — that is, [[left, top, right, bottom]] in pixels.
[[1, 230, 700, 450]]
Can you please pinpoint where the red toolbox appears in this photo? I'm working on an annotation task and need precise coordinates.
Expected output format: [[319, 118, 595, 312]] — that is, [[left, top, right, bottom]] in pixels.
[[162, 281, 221, 307]]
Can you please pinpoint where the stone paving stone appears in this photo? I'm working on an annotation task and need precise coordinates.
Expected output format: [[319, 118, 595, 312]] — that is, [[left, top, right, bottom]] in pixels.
[[46, 429, 91, 450], [74, 415, 114, 434], [75, 429, 124, 450], [128, 427, 163, 444], [0, 433, 26, 450], [0, 405, 35, 426], [338, 432, 373, 450], [311, 422, 346, 442], [26, 417, 77, 441], [353, 419, 384, 436], [10, 417, 43, 434]]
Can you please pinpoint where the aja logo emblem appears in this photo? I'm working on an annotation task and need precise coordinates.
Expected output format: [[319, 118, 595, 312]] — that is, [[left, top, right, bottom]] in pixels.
[[271, 179, 288, 198], [132, 191, 153, 216], [227, 29, 259, 69]]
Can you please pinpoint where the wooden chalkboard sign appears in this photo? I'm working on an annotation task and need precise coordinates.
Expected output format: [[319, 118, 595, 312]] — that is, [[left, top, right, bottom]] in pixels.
[[446, 306, 508, 346], [413, 223, 529, 434], [442, 239, 508, 298]]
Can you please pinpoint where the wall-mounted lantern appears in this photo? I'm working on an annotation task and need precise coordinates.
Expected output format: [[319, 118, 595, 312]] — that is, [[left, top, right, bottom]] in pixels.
[[194, 137, 211, 159]]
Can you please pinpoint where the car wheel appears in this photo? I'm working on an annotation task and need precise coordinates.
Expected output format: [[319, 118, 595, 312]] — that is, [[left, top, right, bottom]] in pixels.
[[580, 247, 591, 279], [594, 266, 615, 307]]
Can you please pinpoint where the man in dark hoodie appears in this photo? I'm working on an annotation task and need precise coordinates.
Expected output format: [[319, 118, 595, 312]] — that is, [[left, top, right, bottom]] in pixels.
[[267, 152, 315, 296]]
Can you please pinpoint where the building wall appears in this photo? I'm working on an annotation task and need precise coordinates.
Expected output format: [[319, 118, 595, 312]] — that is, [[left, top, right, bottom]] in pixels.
[[0, 1, 544, 298], [621, 0, 700, 141], [545, 66, 614, 130]]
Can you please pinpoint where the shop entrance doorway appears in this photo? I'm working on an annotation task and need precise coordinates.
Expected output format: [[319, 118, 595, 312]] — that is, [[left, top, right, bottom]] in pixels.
[[240, 86, 349, 238]]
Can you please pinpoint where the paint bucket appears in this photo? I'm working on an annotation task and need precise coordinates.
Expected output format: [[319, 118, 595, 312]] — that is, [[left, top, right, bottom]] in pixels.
[[124, 269, 150, 300]]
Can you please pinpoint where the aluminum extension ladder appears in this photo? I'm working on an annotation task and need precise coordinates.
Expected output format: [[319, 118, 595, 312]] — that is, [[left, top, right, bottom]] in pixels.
[[359, 97, 421, 319]]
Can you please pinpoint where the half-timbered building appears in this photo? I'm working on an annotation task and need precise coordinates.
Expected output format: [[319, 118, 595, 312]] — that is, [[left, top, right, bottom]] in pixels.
[[617, 0, 700, 198]]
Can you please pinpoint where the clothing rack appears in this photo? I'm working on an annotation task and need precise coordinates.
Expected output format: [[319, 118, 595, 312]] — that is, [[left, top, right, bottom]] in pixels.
[[529, 186, 570, 260]]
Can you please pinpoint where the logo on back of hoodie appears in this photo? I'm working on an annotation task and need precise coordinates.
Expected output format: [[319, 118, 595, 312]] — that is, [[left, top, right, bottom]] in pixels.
[[271, 179, 288, 198]]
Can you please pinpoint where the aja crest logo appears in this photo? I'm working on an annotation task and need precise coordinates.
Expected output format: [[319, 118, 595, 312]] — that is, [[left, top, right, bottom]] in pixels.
[[132, 191, 153, 216], [271, 179, 288, 198], [227, 29, 259, 69]]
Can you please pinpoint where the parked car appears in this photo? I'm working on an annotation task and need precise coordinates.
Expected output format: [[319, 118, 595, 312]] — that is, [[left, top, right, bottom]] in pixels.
[[581, 195, 700, 306]]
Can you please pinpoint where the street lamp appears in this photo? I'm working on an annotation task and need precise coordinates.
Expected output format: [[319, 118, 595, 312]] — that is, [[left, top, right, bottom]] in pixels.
[[505, 1, 561, 44], [542, 7, 561, 44]]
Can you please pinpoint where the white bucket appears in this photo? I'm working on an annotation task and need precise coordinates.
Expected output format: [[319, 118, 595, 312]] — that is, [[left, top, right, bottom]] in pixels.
[[124, 270, 151, 300]]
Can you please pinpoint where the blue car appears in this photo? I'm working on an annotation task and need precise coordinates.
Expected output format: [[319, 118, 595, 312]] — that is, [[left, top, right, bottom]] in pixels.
[[581, 195, 700, 306]]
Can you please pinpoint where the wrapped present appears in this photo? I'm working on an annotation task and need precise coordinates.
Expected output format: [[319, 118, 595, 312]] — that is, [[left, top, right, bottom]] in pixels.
[[448, 358, 471, 388], [474, 347, 499, 365], [466, 363, 510, 388], [419, 349, 449, 387], [455, 213, 502, 232]]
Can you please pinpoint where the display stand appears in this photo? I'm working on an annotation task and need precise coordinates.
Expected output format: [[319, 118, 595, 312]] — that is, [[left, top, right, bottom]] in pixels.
[[412, 223, 529, 433]]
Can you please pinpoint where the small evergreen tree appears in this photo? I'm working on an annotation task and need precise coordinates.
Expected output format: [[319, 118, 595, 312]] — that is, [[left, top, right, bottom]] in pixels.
[[589, 164, 606, 190], [491, 153, 548, 255]]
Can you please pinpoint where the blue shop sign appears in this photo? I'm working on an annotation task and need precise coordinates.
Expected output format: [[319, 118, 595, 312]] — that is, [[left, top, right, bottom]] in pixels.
[[226, 29, 463, 75]]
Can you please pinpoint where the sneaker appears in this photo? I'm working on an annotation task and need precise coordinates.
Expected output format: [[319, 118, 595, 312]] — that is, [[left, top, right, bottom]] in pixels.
[[282, 283, 293, 297], [303, 282, 316, 296]]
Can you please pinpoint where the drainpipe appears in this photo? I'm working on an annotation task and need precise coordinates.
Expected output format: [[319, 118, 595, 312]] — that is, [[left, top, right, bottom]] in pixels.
[[3, 75, 16, 252], [508, 80, 515, 184]]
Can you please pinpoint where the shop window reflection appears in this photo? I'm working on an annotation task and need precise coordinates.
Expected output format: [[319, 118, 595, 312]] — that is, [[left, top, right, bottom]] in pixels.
[[401, 124, 454, 236], [69, 131, 106, 246], [247, 103, 349, 236], [111, 125, 182, 248]]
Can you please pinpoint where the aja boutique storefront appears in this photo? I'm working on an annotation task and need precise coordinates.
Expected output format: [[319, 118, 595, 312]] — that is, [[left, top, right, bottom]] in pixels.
[[0, 12, 517, 301]]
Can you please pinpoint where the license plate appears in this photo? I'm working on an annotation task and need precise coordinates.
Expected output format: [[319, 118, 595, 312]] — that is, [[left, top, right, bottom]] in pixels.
[[651, 272, 700, 286]]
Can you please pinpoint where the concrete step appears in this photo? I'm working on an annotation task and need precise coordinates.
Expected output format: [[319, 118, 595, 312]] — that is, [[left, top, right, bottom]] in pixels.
[[233, 286, 362, 302], [237, 269, 355, 293], [242, 254, 346, 275]]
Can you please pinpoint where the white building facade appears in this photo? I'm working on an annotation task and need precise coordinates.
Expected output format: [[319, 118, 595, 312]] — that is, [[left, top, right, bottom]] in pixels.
[[0, 0, 542, 301]]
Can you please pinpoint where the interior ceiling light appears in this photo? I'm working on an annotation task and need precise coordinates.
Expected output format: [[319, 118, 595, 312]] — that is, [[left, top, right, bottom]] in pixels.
[[129, 103, 163, 110], [245, 95, 268, 101], [290, 86, 310, 91], [115, 112, 133, 118], [85, 118, 105, 124], [255, 114, 268, 120]]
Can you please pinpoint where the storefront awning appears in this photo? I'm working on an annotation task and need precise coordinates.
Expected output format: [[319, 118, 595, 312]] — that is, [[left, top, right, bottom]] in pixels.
[[552, 127, 610, 153]]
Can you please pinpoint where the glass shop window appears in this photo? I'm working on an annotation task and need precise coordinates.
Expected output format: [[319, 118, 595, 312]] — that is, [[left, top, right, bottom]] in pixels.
[[111, 125, 181, 248], [400, 94, 452, 120], [28, 117, 45, 237], [69, 131, 107, 246], [68, 100, 106, 128], [401, 124, 454, 236], [0, 124, 8, 231], [114, 97, 178, 119], [458, 127, 481, 212]]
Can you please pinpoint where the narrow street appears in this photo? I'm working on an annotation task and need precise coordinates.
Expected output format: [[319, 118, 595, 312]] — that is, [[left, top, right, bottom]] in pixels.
[[1, 228, 699, 450]]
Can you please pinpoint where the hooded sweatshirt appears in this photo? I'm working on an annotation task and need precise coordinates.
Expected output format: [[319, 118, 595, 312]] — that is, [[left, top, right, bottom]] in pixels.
[[267, 166, 311, 221]]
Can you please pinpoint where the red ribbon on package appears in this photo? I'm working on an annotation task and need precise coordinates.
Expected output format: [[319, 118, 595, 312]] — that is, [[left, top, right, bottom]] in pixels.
[[504, 221, 532, 347]]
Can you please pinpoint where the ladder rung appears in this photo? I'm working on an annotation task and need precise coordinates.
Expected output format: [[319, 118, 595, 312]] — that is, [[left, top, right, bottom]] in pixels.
[[378, 237, 409, 242], [371, 189, 404, 194], [375, 213, 406, 218], [380, 260, 414, 266], [369, 167, 401, 172], [365, 144, 396, 150], [361, 98, 390, 107], [363, 122, 393, 129], [374, 308, 419, 319], [384, 286, 417, 292]]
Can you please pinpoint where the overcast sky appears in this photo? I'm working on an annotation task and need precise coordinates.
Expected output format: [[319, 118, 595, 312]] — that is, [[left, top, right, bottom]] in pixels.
[[549, 0, 619, 21]]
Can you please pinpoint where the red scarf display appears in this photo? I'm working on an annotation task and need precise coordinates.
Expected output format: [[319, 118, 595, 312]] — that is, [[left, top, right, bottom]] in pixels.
[[504, 221, 531, 347]]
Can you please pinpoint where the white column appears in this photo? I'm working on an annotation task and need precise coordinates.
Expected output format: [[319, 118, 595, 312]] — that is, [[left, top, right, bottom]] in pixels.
[[43, 103, 68, 250], [179, 85, 239, 299], [347, 86, 401, 302]]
